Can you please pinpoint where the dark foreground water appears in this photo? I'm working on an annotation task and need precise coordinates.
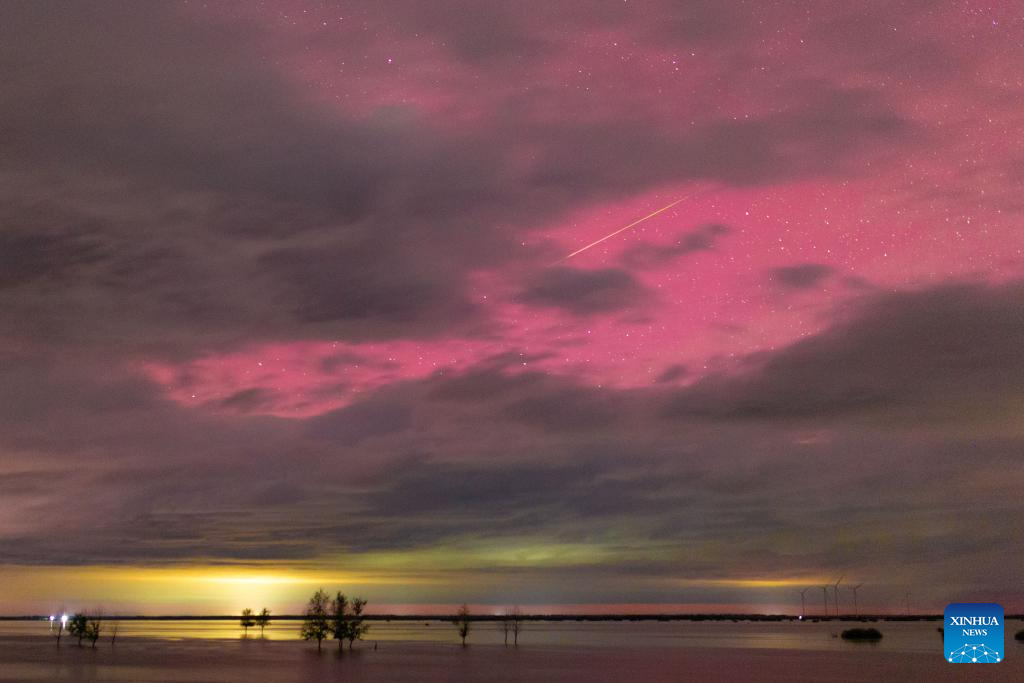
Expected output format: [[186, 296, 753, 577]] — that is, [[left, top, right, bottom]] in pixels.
[[1, 620, 1022, 681]]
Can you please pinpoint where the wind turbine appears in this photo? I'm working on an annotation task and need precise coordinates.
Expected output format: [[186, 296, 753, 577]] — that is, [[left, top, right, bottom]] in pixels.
[[821, 585, 830, 618], [833, 576, 844, 617], [798, 587, 811, 618], [850, 583, 863, 618]]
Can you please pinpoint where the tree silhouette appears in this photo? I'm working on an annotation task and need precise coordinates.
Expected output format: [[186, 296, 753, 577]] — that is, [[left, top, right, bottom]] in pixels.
[[256, 608, 271, 637], [345, 597, 370, 650], [300, 589, 331, 652], [85, 614, 103, 648], [332, 593, 371, 650], [67, 614, 89, 646], [510, 606, 523, 646], [501, 611, 512, 646], [331, 592, 349, 651], [240, 608, 256, 637], [453, 604, 471, 646], [54, 610, 67, 647]]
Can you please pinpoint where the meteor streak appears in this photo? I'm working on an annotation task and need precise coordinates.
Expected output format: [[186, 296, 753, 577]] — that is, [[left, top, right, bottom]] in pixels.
[[556, 197, 686, 264]]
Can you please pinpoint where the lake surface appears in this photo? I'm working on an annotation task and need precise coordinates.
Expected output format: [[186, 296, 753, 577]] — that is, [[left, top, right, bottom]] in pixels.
[[3, 617, 1020, 652], [2, 619, 1022, 681]]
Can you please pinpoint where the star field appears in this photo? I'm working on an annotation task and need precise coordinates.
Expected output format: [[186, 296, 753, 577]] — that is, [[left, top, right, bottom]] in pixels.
[[0, 1, 1022, 614]]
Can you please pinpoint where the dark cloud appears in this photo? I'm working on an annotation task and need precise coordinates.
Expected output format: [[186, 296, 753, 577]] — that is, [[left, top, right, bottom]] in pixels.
[[656, 364, 689, 384], [0, 2, 912, 355], [390, 1, 552, 64], [389, 0, 746, 67], [218, 388, 277, 413], [362, 458, 585, 519], [0, 229, 107, 289], [771, 263, 835, 289], [620, 224, 729, 269], [0, 306, 1021, 604], [428, 367, 548, 402], [516, 267, 650, 315], [517, 82, 909, 192], [259, 242, 481, 328], [503, 387, 621, 432], [1, 0, 1017, 609], [307, 399, 414, 446], [0, 4, 511, 346], [668, 281, 1024, 423]]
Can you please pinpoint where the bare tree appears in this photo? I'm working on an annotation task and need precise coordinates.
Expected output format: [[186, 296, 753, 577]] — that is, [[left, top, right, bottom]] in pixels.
[[55, 609, 67, 647], [110, 621, 119, 646], [86, 613, 103, 648], [240, 608, 256, 637], [453, 604, 471, 647], [501, 610, 512, 646], [256, 608, 271, 637], [300, 589, 331, 652], [510, 606, 523, 646]]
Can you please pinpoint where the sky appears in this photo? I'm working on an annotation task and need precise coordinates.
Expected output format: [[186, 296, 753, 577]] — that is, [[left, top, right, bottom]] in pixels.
[[1, 1, 1023, 616]]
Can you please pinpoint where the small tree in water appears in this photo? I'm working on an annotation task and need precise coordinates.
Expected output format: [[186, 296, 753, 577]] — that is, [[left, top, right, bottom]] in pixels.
[[67, 614, 89, 646], [240, 608, 256, 637], [332, 592, 349, 651], [85, 614, 103, 648], [510, 606, 523, 646], [332, 593, 371, 650], [453, 604, 471, 646], [500, 607, 523, 646], [54, 610, 67, 647], [256, 608, 271, 637], [501, 611, 512, 646], [346, 598, 370, 650], [300, 589, 331, 652]]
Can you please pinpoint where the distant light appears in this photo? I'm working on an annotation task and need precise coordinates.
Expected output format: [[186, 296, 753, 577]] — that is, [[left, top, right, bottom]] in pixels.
[[49, 615, 55, 621], [60, 614, 68, 626]]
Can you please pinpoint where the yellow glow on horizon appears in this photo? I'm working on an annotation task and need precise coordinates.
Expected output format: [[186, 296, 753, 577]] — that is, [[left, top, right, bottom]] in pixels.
[[0, 563, 446, 615], [0, 538, 835, 614], [113, 566, 434, 587], [0, 538, 639, 614], [671, 577, 831, 589], [332, 539, 624, 571]]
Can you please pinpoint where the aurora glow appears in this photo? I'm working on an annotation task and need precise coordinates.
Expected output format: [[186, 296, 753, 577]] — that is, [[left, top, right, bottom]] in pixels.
[[1, 1, 1022, 615]]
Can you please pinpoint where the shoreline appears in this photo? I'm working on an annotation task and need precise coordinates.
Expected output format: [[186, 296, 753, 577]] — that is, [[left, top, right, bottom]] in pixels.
[[0, 613, 971, 622]]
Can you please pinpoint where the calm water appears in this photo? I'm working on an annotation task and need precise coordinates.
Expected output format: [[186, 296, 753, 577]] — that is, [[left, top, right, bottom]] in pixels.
[[4, 619, 1024, 681], [5, 618, 1021, 653]]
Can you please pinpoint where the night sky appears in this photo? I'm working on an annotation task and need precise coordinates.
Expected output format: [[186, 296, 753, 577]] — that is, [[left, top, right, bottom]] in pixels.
[[1, 1, 1022, 615]]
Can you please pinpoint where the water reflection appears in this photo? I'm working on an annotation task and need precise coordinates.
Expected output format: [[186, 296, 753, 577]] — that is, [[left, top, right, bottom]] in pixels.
[[4, 618, 1014, 653]]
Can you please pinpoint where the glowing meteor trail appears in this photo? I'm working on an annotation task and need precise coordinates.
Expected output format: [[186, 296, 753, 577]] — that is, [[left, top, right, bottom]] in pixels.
[[556, 197, 686, 264]]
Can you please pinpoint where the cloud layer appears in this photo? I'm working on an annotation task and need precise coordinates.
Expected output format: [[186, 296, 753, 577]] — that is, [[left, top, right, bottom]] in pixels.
[[1, 0, 1023, 612]]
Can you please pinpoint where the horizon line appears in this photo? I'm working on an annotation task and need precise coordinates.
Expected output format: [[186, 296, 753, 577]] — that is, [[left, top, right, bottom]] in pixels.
[[4, 612, 1004, 621]]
